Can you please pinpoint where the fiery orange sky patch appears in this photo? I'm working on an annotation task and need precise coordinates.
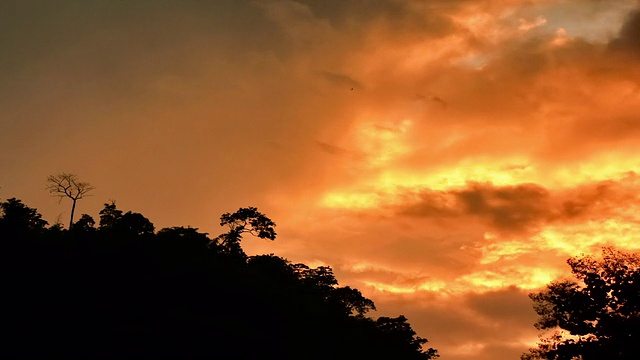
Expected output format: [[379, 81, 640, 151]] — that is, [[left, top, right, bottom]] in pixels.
[[3, 1, 640, 359]]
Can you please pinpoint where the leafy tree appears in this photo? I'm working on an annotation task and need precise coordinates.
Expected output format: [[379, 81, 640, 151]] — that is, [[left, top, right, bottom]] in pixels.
[[157, 226, 209, 247], [523, 248, 640, 360], [295, 263, 339, 290], [119, 211, 155, 236], [98, 201, 123, 229], [73, 214, 96, 233], [376, 315, 438, 359], [97, 201, 154, 236], [329, 286, 376, 316], [212, 207, 276, 258], [46, 173, 94, 229], [0, 197, 48, 234], [156, 226, 210, 263]]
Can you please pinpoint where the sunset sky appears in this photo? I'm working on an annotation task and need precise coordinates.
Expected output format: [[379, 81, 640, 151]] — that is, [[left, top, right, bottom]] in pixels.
[[3, 1, 640, 358]]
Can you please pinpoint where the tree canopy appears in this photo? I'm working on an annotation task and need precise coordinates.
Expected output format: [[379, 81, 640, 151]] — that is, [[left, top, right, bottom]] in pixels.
[[0, 197, 438, 359], [0, 197, 48, 235], [523, 248, 640, 360], [212, 206, 276, 258]]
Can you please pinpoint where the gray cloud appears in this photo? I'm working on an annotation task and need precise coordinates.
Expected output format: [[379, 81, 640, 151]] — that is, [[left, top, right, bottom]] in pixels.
[[316, 71, 363, 90], [315, 141, 349, 156], [399, 183, 550, 232], [398, 176, 639, 233], [609, 8, 640, 53], [457, 183, 549, 232]]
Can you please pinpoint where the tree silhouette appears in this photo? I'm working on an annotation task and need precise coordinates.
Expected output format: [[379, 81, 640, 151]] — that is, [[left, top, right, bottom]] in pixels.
[[523, 248, 640, 360], [376, 315, 438, 359], [46, 173, 94, 229], [73, 214, 96, 233], [97, 201, 154, 237], [0, 198, 438, 359], [99, 200, 123, 229], [329, 286, 376, 316], [212, 206, 276, 258], [118, 211, 155, 236], [0, 197, 48, 235]]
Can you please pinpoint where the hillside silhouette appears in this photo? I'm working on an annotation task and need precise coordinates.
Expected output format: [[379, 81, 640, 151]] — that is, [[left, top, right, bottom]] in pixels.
[[0, 197, 438, 359]]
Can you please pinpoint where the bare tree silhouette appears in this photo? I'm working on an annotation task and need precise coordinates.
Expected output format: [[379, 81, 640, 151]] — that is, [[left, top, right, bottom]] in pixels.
[[46, 173, 94, 229]]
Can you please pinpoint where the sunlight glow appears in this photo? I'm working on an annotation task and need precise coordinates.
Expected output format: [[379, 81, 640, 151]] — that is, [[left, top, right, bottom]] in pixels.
[[355, 119, 414, 167], [319, 112, 640, 297], [364, 279, 451, 294], [458, 267, 559, 291], [479, 239, 537, 265], [534, 219, 640, 255], [321, 192, 382, 210], [320, 153, 640, 211], [361, 265, 559, 296], [364, 281, 422, 294], [449, 342, 487, 357]]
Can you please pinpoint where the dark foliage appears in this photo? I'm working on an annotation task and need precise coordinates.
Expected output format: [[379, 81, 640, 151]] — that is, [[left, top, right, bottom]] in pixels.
[[524, 248, 640, 360], [0, 198, 48, 235], [0, 198, 437, 359]]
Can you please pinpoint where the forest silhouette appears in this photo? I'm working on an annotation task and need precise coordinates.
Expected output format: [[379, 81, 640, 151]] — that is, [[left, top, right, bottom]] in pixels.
[[0, 197, 438, 359], [4, 189, 640, 359]]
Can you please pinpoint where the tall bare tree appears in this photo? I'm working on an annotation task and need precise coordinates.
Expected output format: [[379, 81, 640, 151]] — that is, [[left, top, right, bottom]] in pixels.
[[46, 173, 94, 229]]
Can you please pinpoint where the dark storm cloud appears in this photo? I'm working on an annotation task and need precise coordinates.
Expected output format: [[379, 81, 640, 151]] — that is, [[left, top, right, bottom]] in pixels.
[[398, 176, 640, 233], [456, 183, 549, 231], [609, 8, 640, 53], [399, 183, 550, 232]]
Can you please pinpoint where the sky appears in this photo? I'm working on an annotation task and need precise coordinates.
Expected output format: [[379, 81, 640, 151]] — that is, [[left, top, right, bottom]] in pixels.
[[2, 0, 640, 358]]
